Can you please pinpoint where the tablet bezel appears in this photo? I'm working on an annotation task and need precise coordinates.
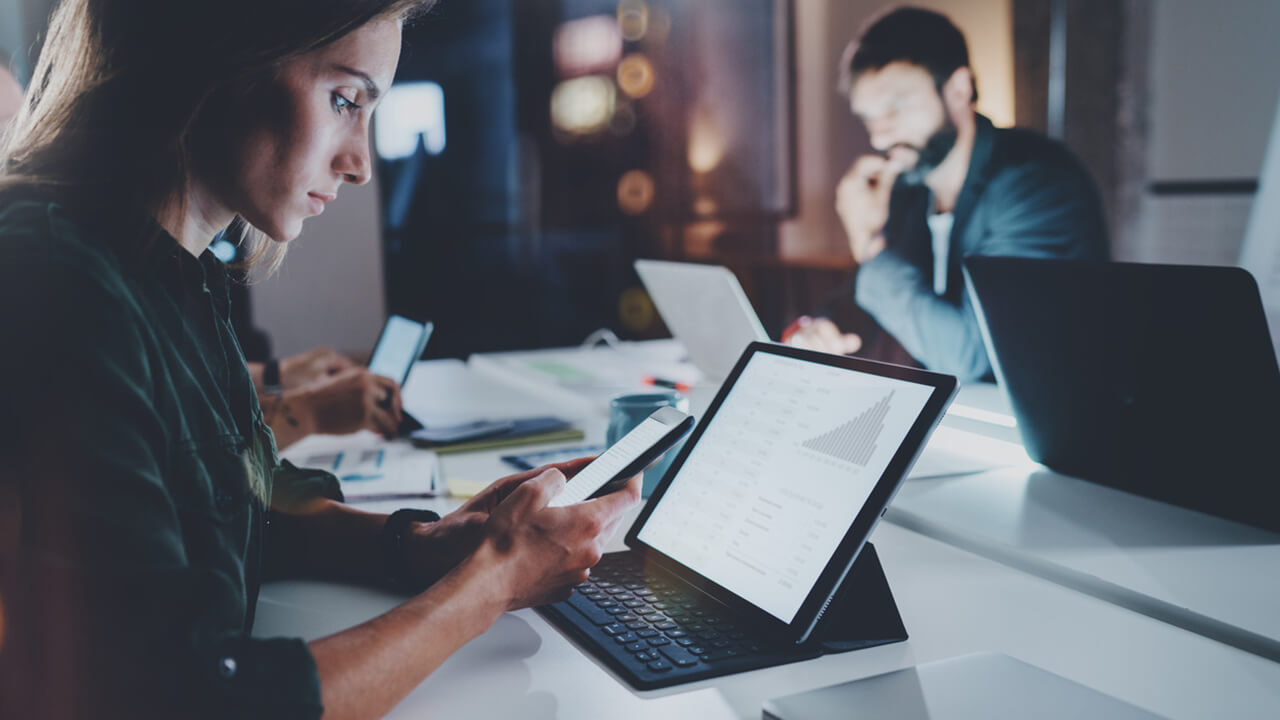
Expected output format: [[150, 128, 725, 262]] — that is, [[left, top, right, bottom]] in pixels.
[[623, 342, 957, 644]]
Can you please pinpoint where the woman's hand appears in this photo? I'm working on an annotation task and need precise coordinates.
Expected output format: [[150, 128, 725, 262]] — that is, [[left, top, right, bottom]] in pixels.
[[466, 463, 641, 610], [279, 346, 357, 388], [401, 458, 596, 587], [300, 366, 403, 439]]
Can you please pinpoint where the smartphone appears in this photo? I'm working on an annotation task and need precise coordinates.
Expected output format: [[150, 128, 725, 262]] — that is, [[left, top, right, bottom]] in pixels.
[[369, 315, 434, 385], [548, 407, 694, 507], [368, 315, 433, 434]]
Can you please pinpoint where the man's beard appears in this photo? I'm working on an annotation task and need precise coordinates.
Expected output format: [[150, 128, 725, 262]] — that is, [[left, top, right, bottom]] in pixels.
[[895, 115, 958, 187]]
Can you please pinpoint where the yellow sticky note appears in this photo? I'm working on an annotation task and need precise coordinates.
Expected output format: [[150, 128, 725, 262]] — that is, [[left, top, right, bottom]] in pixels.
[[446, 477, 489, 500]]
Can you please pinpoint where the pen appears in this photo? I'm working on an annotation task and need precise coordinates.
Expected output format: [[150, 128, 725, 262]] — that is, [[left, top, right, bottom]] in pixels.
[[641, 376, 692, 392]]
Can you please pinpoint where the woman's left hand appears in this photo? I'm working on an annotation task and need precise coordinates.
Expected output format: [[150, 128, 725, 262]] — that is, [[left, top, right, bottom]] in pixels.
[[402, 457, 595, 587]]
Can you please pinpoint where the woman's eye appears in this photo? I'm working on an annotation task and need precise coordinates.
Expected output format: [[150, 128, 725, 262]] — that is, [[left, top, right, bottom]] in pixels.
[[332, 92, 360, 114]]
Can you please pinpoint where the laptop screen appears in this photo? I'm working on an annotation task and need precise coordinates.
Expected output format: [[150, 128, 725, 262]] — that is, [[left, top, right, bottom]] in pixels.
[[636, 351, 936, 624]]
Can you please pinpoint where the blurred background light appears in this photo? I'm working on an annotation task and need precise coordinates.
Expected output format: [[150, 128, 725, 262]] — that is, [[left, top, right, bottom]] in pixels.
[[616, 53, 655, 98], [687, 105, 726, 173], [374, 81, 447, 160], [616, 0, 649, 42], [554, 15, 622, 78], [551, 75, 617, 135], [210, 237, 238, 263], [617, 169, 655, 214]]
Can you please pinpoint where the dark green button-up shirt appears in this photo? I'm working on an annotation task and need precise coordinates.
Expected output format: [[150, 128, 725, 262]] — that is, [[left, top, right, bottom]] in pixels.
[[0, 197, 342, 718]]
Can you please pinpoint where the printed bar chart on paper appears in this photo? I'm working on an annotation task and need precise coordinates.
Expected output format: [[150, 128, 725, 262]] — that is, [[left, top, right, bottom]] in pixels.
[[801, 391, 894, 467]]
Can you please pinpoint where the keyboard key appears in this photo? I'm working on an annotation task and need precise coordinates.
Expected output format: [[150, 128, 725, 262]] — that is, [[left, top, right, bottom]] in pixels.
[[651, 602, 673, 611], [624, 582, 646, 590], [634, 607, 660, 616], [634, 589, 656, 598], [675, 638, 696, 646], [606, 586, 630, 595], [626, 621, 648, 630], [601, 623, 625, 636], [646, 636, 671, 647], [654, 621, 678, 631], [647, 660, 673, 673], [595, 581, 615, 589], [614, 613, 639, 623], [635, 650, 658, 662], [711, 639, 732, 648], [698, 630, 720, 640], [636, 629, 659, 638], [613, 633, 638, 644], [625, 641, 647, 653], [566, 593, 617, 625], [595, 599, 618, 609], [623, 600, 646, 608], [607, 607, 630, 616], [665, 630, 689, 639], [702, 647, 743, 662], [657, 644, 700, 667], [687, 645, 707, 655]]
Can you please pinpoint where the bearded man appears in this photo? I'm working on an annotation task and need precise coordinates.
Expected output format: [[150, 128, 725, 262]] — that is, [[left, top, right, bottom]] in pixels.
[[785, 7, 1109, 382]]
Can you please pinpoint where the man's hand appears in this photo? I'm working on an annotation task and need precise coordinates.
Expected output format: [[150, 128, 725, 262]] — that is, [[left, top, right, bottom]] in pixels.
[[280, 347, 357, 389], [836, 154, 900, 264], [301, 367, 403, 439], [402, 458, 595, 587], [784, 316, 863, 355]]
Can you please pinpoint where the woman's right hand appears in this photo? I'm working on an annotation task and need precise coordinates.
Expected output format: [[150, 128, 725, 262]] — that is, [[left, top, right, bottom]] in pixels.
[[471, 466, 642, 610]]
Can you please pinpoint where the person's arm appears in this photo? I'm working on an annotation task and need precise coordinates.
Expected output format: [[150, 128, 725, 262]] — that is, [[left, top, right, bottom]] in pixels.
[[2, 259, 325, 719], [271, 464, 638, 720], [855, 162, 1107, 382]]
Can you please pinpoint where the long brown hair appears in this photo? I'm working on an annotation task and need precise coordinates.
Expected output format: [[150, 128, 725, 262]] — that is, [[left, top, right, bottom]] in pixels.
[[0, 0, 432, 267]]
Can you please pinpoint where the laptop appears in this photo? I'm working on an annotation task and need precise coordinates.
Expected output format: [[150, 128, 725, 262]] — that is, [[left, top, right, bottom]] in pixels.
[[964, 257, 1280, 532], [762, 652, 1163, 719], [634, 259, 771, 380], [537, 342, 957, 689]]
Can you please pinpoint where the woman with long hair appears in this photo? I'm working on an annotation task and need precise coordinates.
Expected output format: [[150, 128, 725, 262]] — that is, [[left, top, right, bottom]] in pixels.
[[0, 1, 638, 717]]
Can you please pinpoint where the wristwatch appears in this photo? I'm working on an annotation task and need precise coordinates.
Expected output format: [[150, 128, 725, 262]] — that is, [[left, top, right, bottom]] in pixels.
[[381, 508, 441, 592], [262, 358, 282, 392]]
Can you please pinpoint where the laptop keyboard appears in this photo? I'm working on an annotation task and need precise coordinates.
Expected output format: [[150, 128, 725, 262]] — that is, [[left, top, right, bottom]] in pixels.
[[540, 551, 818, 688]]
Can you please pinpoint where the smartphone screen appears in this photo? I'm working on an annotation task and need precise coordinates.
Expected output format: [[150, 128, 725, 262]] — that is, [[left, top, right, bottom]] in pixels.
[[548, 407, 693, 507], [368, 315, 434, 385]]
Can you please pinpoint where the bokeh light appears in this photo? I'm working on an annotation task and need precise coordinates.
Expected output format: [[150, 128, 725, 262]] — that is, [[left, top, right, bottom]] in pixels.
[[554, 15, 622, 77], [551, 76, 617, 135], [617, 0, 649, 42], [687, 106, 726, 173], [374, 82, 447, 159], [617, 53, 655, 99], [617, 169, 656, 214], [618, 286, 656, 332]]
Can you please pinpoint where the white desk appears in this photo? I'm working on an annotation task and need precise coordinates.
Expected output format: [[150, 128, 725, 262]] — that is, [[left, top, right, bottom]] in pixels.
[[256, 346, 1280, 718]]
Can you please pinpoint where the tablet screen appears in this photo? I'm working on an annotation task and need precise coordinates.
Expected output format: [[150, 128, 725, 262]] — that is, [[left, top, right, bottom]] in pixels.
[[636, 351, 935, 624]]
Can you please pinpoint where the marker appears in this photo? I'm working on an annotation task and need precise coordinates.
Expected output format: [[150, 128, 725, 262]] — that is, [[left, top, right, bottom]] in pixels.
[[641, 376, 692, 392]]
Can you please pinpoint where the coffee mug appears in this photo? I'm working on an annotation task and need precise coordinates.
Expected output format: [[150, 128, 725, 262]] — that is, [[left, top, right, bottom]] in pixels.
[[607, 391, 690, 497]]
